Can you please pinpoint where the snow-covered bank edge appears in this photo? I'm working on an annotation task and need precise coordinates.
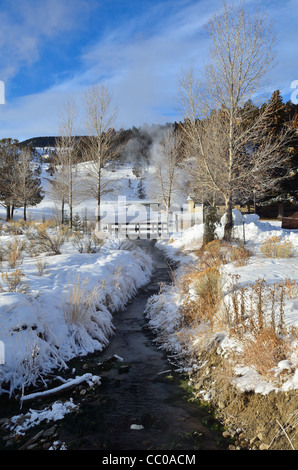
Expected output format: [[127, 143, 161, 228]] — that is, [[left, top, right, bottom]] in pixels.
[[0, 239, 154, 397], [145, 214, 298, 449]]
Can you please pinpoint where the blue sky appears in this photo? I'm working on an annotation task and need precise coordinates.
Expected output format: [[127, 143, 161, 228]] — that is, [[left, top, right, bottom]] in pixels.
[[0, 0, 297, 141]]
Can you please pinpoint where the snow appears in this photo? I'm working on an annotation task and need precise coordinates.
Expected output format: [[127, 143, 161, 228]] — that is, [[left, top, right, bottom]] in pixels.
[[21, 373, 101, 402], [5, 399, 77, 436]]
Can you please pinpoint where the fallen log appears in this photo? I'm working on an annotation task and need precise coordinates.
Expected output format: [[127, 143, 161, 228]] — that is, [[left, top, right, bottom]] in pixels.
[[20, 373, 101, 403]]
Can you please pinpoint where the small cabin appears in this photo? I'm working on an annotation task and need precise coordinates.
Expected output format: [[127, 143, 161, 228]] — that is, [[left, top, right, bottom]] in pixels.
[[282, 212, 298, 229]]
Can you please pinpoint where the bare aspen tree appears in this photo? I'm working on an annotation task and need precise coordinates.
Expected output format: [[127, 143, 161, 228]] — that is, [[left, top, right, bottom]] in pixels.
[[49, 98, 79, 226], [179, 1, 291, 240], [151, 127, 182, 222], [58, 97, 78, 228], [82, 84, 117, 227], [49, 141, 68, 225]]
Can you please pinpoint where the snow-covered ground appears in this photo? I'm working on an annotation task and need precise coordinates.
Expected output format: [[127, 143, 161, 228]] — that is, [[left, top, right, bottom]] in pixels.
[[146, 211, 298, 395]]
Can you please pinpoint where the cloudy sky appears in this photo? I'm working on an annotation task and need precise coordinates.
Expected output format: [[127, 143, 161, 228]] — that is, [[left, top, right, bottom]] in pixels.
[[0, 0, 297, 141]]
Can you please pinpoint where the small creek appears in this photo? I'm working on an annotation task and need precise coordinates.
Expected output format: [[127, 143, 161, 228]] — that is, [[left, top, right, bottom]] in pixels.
[[0, 240, 231, 451], [57, 240, 229, 451]]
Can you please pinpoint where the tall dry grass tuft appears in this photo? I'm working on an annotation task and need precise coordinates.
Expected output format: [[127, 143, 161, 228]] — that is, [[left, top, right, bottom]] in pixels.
[[1, 270, 29, 294], [229, 244, 252, 266], [242, 327, 289, 378], [63, 274, 103, 326], [195, 239, 230, 269], [6, 237, 27, 268]]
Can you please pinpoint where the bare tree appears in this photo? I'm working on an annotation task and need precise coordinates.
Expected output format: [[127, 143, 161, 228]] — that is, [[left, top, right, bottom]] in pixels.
[[82, 84, 118, 227], [179, 1, 292, 240], [151, 127, 183, 222], [49, 98, 79, 226], [58, 97, 79, 228], [49, 140, 69, 225]]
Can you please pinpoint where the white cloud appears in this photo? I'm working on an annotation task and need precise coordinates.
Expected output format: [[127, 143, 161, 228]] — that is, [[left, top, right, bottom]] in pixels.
[[0, 0, 92, 82], [0, 0, 297, 141]]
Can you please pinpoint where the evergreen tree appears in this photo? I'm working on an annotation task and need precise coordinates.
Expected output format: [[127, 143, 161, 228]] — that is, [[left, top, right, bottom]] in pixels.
[[257, 91, 298, 211], [14, 148, 44, 220], [203, 206, 220, 245], [0, 138, 19, 220]]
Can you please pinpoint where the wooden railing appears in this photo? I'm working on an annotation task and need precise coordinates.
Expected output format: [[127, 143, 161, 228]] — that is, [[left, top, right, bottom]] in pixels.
[[105, 221, 170, 239]]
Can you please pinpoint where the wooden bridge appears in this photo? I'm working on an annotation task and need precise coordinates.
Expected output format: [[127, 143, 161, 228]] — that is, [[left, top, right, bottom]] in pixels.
[[105, 221, 170, 239]]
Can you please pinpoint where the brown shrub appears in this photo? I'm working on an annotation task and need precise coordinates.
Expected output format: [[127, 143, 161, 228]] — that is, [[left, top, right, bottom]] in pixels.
[[242, 327, 289, 378]]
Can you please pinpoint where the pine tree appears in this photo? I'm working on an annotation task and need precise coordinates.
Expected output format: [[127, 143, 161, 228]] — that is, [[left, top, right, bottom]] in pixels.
[[0, 138, 19, 220], [14, 148, 44, 220], [203, 206, 220, 245], [257, 91, 298, 211]]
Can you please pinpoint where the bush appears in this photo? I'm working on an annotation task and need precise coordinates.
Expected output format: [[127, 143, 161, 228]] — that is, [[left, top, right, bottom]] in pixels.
[[242, 327, 289, 378], [72, 232, 104, 253], [179, 266, 222, 328], [203, 206, 220, 245], [229, 244, 252, 266], [261, 236, 295, 258], [1, 270, 29, 293], [26, 226, 65, 255], [6, 237, 27, 268], [195, 239, 230, 269]]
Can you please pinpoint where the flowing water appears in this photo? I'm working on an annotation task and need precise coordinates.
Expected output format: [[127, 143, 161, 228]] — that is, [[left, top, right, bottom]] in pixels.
[[57, 240, 229, 451]]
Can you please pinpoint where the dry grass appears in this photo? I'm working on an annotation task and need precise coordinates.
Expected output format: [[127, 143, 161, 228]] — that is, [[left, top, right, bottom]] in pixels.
[[224, 276, 298, 378], [229, 244, 252, 266], [177, 238, 298, 381], [62, 274, 103, 326], [26, 225, 65, 255], [225, 276, 291, 335], [4, 220, 35, 235], [0, 270, 29, 294], [72, 231, 104, 253], [178, 264, 223, 331], [195, 239, 230, 269], [242, 327, 289, 378], [6, 237, 27, 268], [261, 236, 295, 258], [35, 258, 48, 276]]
